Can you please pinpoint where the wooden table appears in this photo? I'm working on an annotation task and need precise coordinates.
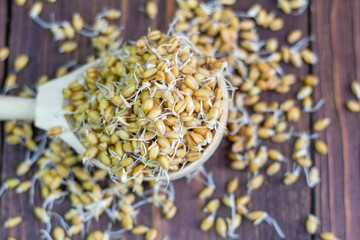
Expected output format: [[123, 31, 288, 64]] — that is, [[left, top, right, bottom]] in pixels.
[[0, 0, 359, 239]]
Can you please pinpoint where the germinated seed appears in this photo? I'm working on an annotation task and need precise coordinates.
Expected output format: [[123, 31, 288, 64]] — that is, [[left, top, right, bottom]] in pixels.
[[287, 30, 302, 44], [227, 178, 238, 193], [266, 162, 281, 176], [0, 46, 10, 61], [53, 227, 66, 240], [351, 81, 360, 99], [146, 1, 158, 19], [105, 9, 122, 20], [13, 54, 29, 71], [215, 217, 227, 238], [205, 199, 220, 213], [283, 172, 299, 185], [315, 140, 328, 155], [199, 186, 215, 200], [15, 0, 27, 6], [302, 74, 319, 86], [305, 214, 319, 234], [4, 74, 17, 90], [220, 0, 237, 5], [319, 232, 340, 240], [200, 215, 215, 231], [309, 167, 320, 187], [346, 100, 360, 112], [4, 216, 22, 228], [59, 41, 78, 53], [145, 228, 158, 240], [72, 13, 84, 31], [132, 225, 149, 235], [48, 126, 63, 136], [313, 118, 331, 131], [29, 2, 43, 19], [248, 174, 264, 190]]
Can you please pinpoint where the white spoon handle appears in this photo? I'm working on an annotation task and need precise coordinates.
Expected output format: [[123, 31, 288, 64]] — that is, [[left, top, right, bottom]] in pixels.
[[0, 96, 36, 120]]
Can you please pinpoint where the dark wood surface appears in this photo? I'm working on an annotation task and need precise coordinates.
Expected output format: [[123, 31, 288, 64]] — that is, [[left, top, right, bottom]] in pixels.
[[0, 0, 359, 239], [311, 1, 360, 240]]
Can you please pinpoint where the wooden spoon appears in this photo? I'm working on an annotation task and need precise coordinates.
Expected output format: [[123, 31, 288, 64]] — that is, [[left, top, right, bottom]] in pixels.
[[0, 60, 229, 181]]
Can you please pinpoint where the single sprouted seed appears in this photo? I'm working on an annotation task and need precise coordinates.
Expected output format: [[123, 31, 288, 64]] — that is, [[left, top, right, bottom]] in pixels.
[[351, 81, 360, 99], [305, 214, 320, 234], [247, 211, 285, 239], [3, 216, 22, 228], [13, 54, 29, 72], [0, 46, 10, 61], [145, 1, 158, 19]]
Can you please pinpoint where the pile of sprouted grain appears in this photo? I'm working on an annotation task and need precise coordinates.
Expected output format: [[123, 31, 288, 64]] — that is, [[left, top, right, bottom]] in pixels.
[[0, 0, 343, 240], [62, 31, 229, 182]]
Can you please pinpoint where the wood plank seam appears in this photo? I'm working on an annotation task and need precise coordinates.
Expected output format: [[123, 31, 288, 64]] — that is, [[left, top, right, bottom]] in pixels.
[[0, 0, 12, 215], [307, 7, 318, 240]]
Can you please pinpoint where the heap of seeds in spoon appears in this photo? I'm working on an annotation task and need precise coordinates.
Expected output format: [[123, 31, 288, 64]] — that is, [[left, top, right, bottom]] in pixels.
[[61, 31, 228, 181]]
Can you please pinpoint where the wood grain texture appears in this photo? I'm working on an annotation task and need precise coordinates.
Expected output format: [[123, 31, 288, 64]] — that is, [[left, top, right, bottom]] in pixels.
[[0, 0, 359, 240], [0, 0, 7, 82], [0, 2, 8, 236], [311, 0, 360, 239], [0, 0, 8, 146], [0, 0, 9, 238]]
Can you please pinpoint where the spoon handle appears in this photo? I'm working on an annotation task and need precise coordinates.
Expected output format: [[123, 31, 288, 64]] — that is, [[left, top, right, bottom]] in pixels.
[[0, 96, 36, 120]]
